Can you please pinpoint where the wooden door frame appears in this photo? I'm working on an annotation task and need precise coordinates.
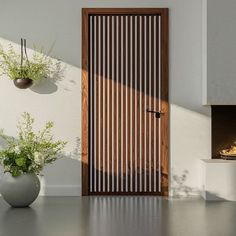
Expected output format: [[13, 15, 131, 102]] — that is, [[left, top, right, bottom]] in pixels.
[[82, 8, 169, 196]]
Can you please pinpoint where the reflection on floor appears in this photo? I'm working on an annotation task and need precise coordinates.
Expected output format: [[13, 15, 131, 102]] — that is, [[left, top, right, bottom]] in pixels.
[[0, 196, 236, 236]]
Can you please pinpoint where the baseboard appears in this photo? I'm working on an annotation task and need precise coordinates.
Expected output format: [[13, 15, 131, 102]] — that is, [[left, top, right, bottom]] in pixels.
[[39, 185, 81, 196], [169, 189, 201, 198]]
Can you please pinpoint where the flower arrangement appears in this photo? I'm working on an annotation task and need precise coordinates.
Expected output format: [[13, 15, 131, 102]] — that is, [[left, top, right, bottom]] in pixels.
[[0, 39, 63, 88], [0, 112, 67, 177]]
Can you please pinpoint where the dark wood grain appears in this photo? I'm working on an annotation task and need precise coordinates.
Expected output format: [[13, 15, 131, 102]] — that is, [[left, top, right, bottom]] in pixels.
[[82, 9, 89, 196], [82, 8, 168, 15], [160, 9, 169, 196], [91, 15, 95, 192]]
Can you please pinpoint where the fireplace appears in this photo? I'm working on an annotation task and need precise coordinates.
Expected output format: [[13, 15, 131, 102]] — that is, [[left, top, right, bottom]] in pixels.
[[212, 106, 236, 159]]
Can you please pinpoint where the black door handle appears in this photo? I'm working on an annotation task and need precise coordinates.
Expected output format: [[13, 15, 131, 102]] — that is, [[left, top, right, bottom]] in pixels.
[[146, 109, 164, 118]]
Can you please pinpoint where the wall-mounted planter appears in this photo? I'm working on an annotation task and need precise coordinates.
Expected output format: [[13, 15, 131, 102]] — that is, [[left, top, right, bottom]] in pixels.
[[14, 78, 33, 89]]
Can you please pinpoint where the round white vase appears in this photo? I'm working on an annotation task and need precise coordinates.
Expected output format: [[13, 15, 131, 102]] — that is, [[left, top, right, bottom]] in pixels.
[[0, 172, 40, 208]]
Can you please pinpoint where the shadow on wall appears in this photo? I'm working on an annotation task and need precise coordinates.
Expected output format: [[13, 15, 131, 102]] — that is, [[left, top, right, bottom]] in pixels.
[[30, 76, 63, 94], [171, 170, 194, 198], [69, 137, 82, 160], [30, 56, 66, 94], [29, 66, 78, 94], [30, 61, 69, 94], [30, 78, 59, 94]]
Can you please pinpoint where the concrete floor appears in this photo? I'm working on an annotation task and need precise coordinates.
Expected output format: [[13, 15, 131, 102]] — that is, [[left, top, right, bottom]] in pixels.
[[0, 196, 235, 236]]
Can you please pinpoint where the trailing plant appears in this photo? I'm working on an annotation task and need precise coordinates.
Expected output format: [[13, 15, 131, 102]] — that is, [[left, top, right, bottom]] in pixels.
[[0, 112, 67, 177], [0, 40, 63, 82]]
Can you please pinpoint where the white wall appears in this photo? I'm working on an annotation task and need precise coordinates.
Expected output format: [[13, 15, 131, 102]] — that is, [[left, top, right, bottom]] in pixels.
[[0, 0, 210, 196], [204, 0, 236, 105]]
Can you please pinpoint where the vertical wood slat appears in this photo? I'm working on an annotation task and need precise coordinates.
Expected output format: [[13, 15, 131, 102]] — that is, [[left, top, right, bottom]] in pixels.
[[84, 10, 169, 196], [141, 15, 145, 192], [132, 16, 136, 192], [156, 15, 160, 193], [148, 16, 152, 192], [122, 16, 127, 192], [109, 16, 113, 193], [129, 16, 133, 192], [107, 16, 110, 192], [90, 16, 95, 192], [153, 15, 157, 192], [118, 16, 122, 192], [146, 16, 150, 192], [95, 16, 99, 192], [113, 15, 117, 192], [150, 15, 155, 192], [127, 15, 131, 192], [136, 16, 141, 192], [104, 16, 108, 192], [100, 16, 104, 192]]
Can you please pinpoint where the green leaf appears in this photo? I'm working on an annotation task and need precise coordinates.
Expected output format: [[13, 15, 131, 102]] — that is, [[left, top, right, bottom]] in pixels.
[[15, 157, 25, 167], [12, 169, 20, 177]]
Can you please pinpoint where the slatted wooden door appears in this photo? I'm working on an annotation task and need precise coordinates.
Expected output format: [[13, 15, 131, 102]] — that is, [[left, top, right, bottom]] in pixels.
[[82, 8, 168, 196]]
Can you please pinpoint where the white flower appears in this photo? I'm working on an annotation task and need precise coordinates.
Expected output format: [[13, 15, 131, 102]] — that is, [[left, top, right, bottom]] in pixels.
[[14, 146, 20, 154], [4, 165, 11, 171], [34, 152, 45, 166]]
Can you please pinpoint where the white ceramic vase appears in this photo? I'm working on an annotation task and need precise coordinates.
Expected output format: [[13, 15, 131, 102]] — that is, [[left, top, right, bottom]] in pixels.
[[0, 172, 40, 208]]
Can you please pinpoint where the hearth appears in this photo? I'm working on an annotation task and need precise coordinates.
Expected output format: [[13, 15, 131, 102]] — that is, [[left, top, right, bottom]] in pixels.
[[212, 106, 236, 159]]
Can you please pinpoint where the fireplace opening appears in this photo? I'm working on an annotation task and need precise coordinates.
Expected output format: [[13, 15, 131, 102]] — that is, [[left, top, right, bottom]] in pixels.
[[212, 106, 236, 159]]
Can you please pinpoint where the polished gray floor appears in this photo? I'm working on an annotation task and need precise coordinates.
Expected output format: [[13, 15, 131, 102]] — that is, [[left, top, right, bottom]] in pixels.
[[0, 196, 236, 236]]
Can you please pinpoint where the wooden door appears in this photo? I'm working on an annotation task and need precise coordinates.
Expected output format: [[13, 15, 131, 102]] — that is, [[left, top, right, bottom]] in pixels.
[[82, 8, 168, 196]]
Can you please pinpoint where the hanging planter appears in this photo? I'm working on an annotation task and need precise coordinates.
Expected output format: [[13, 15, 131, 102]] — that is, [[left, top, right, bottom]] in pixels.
[[14, 77, 33, 89], [13, 39, 33, 89], [0, 38, 63, 89]]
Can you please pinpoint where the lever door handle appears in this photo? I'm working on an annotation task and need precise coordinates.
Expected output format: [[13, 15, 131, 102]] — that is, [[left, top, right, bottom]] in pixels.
[[146, 109, 164, 118]]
